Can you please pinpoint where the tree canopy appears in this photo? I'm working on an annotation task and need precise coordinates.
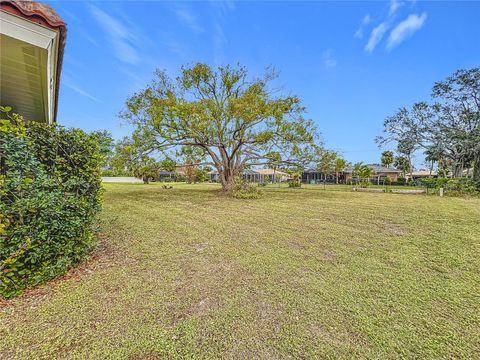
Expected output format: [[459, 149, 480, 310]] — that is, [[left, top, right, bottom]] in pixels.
[[381, 150, 394, 168], [120, 63, 320, 191], [377, 67, 480, 185]]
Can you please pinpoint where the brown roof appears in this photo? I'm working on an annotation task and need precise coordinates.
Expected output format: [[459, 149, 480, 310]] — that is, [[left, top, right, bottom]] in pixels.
[[1, 0, 67, 122]]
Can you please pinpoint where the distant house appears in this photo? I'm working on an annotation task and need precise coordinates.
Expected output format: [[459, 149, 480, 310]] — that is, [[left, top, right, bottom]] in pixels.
[[408, 170, 438, 180], [254, 168, 291, 182], [302, 165, 402, 184], [158, 170, 176, 181], [1, 0, 67, 124], [344, 165, 401, 184], [209, 168, 291, 183], [302, 169, 340, 184]]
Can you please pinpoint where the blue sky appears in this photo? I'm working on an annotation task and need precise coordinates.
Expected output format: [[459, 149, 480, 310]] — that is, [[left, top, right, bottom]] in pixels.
[[49, 0, 479, 166]]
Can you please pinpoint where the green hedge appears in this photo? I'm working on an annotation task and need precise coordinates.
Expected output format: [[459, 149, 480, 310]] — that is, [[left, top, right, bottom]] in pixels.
[[419, 177, 478, 196], [0, 110, 103, 298]]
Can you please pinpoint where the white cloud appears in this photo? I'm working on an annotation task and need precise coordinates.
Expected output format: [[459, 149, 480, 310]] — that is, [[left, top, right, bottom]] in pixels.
[[212, 0, 236, 20], [211, 1, 235, 65], [363, 13, 372, 25], [322, 49, 337, 69], [173, 4, 204, 34], [389, 0, 403, 16], [90, 6, 140, 64], [387, 12, 427, 49], [365, 23, 387, 53], [64, 80, 101, 103], [354, 13, 371, 39], [165, 39, 187, 57]]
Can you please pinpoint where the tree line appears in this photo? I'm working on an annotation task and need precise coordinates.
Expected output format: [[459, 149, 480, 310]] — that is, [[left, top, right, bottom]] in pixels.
[[376, 67, 480, 185], [101, 64, 478, 191]]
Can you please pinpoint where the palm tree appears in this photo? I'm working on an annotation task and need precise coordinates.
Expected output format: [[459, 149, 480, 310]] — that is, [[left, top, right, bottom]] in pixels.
[[354, 162, 372, 187]]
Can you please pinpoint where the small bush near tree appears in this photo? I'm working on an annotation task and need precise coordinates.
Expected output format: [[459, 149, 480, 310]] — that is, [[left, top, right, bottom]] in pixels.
[[288, 173, 302, 188], [231, 177, 263, 199], [0, 109, 103, 298], [195, 168, 208, 183]]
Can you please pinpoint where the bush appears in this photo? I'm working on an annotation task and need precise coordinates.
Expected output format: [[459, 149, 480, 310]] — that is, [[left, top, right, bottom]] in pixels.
[[195, 168, 208, 183], [288, 173, 302, 188], [231, 178, 263, 199], [176, 175, 187, 182], [418, 177, 478, 196], [445, 178, 478, 196], [0, 110, 103, 298], [394, 177, 407, 185], [288, 180, 302, 188], [419, 177, 448, 189]]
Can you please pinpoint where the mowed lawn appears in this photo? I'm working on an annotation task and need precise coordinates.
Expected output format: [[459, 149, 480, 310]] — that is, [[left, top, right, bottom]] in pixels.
[[1, 184, 479, 359]]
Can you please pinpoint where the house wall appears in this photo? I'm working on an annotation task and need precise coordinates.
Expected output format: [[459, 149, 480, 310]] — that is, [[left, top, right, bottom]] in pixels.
[[386, 173, 399, 182]]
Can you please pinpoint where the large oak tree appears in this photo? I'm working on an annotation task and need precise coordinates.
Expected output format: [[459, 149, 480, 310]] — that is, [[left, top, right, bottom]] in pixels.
[[120, 63, 319, 191]]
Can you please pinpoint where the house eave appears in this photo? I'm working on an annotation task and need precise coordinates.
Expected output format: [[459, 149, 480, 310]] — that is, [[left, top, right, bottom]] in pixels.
[[0, 0, 66, 124]]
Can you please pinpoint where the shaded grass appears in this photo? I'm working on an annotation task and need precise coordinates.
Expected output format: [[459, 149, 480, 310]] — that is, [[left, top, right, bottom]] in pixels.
[[1, 183, 479, 359]]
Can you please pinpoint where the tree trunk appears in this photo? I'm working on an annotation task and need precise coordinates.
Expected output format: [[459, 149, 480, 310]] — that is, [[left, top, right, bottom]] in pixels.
[[219, 168, 235, 192], [452, 161, 462, 178], [407, 155, 412, 183]]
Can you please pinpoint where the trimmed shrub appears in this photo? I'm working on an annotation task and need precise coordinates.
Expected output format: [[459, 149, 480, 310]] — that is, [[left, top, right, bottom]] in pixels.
[[0, 110, 103, 298]]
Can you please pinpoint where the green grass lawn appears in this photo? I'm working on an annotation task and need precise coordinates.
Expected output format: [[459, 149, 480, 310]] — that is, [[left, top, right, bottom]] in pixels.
[[1, 184, 479, 359]]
